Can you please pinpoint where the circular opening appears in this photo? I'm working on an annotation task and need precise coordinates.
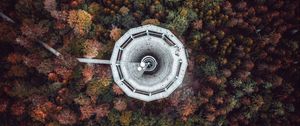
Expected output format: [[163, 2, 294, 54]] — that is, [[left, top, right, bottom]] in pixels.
[[121, 37, 174, 87], [141, 55, 157, 72]]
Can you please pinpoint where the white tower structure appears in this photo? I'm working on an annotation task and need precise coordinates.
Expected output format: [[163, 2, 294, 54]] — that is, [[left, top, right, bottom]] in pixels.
[[110, 25, 188, 101]]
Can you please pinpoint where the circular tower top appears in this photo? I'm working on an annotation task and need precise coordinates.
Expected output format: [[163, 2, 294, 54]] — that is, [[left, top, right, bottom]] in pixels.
[[110, 25, 188, 102]]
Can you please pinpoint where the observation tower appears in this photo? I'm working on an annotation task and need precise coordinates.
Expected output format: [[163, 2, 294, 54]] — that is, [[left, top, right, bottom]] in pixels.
[[110, 25, 188, 101]]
